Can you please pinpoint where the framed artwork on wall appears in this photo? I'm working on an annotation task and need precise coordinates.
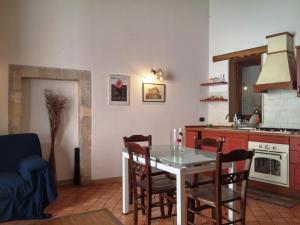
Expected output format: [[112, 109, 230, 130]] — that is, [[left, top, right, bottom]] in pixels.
[[142, 83, 166, 102], [109, 74, 130, 105]]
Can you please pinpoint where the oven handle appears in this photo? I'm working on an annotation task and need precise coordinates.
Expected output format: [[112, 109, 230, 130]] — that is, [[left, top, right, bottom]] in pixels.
[[252, 150, 282, 160]]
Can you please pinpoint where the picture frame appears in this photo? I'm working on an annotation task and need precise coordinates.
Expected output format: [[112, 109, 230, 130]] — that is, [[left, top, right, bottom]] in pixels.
[[142, 83, 166, 102], [109, 74, 130, 105]]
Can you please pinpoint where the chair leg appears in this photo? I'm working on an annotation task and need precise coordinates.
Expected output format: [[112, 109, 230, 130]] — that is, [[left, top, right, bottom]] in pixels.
[[141, 188, 146, 215], [133, 199, 138, 225], [159, 194, 165, 218], [167, 192, 173, 216], [129, 166, 133, 205], [240, 199, 246, 225], [215, 205, 222, 225], [187, 197, 195, 224], [146, 196, 152, 225]]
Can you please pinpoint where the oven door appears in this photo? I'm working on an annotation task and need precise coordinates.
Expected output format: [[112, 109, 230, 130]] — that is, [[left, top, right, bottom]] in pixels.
[[250, 150, 289, 187]]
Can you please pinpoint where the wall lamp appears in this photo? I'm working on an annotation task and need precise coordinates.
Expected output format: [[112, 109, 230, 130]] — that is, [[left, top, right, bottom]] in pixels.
[[151, 68, 164, 81]]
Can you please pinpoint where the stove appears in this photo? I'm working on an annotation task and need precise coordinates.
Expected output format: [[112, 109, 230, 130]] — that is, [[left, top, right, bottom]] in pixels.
[[251, 127, 300, 135]]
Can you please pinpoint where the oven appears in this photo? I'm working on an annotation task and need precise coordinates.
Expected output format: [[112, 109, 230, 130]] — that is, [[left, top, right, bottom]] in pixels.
[[249, 141, 289, 187]]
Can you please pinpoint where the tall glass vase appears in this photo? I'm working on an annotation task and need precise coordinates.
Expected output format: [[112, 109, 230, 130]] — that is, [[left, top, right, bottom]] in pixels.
[[170, 128, 185, 152]]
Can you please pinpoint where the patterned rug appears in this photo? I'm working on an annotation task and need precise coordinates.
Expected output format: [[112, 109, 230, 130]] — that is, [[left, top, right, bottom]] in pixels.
[[30, 209, 123, 225]]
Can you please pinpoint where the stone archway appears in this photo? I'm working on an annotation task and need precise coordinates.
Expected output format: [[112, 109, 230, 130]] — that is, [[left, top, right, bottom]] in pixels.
[[9, 64, 92, 184]]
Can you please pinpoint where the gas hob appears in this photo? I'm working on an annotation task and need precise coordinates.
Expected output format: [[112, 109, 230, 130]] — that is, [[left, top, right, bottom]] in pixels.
[[250, 127, 300, 135]]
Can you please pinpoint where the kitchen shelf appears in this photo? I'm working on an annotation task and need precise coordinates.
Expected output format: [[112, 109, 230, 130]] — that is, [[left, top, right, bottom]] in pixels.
[[200, 99, 228, 102], [200, 81, 228, 86]]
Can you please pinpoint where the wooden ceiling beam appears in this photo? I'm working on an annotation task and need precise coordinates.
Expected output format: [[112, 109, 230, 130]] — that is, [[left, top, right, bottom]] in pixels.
[[213, 45, 268, 62]]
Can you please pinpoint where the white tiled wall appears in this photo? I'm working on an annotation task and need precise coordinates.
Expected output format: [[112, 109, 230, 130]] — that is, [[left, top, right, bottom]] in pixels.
[[262, 90, 300, 129]]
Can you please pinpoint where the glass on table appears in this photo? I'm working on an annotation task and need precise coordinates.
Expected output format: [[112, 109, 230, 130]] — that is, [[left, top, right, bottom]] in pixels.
[[170, 128, 185, 152]]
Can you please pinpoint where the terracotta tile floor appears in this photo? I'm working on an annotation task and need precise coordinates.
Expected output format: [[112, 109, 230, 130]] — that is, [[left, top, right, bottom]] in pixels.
[[3, 181, 300, 225]]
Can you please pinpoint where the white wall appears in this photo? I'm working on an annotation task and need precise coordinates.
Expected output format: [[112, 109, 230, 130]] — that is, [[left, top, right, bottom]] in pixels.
[[22, 79, 79, 181], [208, 0, 300, 126], [0, 0, 209, 179]]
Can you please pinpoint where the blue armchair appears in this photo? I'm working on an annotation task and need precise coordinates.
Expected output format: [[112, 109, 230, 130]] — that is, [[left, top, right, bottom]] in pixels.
[[0, 133, 57, 222]]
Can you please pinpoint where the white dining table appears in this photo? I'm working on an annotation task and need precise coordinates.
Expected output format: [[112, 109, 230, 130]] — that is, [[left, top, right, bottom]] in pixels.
[[122, 145, 234, 225]]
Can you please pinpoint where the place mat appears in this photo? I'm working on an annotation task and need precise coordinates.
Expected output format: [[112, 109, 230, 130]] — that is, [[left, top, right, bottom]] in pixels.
[[30, 209, 123, 225], [247, 188, 300, 208]]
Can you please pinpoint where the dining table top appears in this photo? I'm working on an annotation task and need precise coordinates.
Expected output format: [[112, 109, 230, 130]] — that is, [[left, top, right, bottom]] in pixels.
[[123, 144, 217, 168]]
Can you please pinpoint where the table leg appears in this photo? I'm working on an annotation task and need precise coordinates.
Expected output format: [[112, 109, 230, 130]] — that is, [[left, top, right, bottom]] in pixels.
[[228, 162, 236, 221], [122, 153, 129, 214], [176, 169, 186, 225]]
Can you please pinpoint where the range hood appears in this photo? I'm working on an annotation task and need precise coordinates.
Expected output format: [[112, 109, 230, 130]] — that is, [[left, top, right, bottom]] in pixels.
[[253, 32, 297, 93]]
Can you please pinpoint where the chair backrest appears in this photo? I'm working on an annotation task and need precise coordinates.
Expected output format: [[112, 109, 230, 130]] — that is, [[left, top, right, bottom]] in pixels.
[[195, 137, 223, 152], [0, 133, 42, 172], [123, 135, 152, 147], [215, 149, 254, 203], [126, 143, 152, 194]]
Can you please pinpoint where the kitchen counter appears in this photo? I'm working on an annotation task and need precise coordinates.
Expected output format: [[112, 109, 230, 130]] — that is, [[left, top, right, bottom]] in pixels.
[[186, 125, 300, 197], [185, 125, 300, 137]]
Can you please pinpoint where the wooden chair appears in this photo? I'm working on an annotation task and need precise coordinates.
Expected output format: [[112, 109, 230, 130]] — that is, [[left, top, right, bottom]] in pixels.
[[123, 135, 166, 204], [186, 149, 254, 225], [195, 137, 223, 152], [127, 143, 176, 225], [185, 138, 223, 188]]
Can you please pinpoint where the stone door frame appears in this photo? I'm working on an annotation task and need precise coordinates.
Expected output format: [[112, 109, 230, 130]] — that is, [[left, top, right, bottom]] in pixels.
[[9, 64, 92, 183]]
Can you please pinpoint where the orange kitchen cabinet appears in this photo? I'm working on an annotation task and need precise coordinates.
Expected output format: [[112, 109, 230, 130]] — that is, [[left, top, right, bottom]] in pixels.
[[224, 133, 248, 171], [290, 136, 300, 189], [200, 130, 248, 171], [186, 130, 199, 148], [290, 164, 300, 190]]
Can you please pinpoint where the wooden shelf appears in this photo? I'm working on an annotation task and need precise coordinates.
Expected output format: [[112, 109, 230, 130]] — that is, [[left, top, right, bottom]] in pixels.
[[200, 81, 228, 86], [200, 99, 228, 102]]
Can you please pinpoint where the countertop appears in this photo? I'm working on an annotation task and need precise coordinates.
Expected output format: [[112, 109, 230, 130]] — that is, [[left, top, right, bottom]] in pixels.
[[185, 125, 300, 138]]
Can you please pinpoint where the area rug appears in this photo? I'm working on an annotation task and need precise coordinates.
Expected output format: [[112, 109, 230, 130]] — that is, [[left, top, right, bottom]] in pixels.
[[247, 188, 300, 208], [30, 209, 123, 225]]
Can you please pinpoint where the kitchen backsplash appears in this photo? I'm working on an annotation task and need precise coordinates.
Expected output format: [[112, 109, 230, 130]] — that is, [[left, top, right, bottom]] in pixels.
[[262, 89, 300, 129]]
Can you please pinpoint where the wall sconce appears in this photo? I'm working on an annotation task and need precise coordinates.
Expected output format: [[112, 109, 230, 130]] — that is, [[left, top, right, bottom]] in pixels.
[[151, 68, 164, 81]]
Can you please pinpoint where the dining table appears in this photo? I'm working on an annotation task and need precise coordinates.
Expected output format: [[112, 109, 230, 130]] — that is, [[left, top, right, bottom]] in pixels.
[[122, 145, 234, 225]]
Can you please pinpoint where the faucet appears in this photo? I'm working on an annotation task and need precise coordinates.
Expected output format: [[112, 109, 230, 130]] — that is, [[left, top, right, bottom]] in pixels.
[[225, 114, 229, 121], [225, 113, 239, 128], [233, 113, 239, 128]]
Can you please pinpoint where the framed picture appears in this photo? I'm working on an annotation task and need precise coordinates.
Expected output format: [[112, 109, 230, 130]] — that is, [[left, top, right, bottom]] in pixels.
[[109, 74, 130, 105], [142, 83, 166, 102]]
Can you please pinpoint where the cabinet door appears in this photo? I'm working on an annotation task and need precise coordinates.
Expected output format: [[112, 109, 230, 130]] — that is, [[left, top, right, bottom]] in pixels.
[[225, 133, 248, 171], [290, 137, 300, 151], [186, 130, 198, 148], [290, 151, 300, 164], [290, 163, 300, 190]]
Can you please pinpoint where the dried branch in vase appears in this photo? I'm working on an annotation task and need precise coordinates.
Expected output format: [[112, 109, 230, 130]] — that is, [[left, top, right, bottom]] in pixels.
[[44, 89, 68, 187]]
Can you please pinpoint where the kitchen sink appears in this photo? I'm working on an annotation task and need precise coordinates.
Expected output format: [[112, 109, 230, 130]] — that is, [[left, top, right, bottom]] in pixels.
[[203, 126, 255, 131], [237, 127, 255, 130]]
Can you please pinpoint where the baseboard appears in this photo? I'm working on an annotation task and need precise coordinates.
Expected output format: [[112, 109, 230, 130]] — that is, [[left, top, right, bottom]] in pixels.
[[57, 176, 122, 186], [91, 176, 122, 184], [57, 179, 74, 186]]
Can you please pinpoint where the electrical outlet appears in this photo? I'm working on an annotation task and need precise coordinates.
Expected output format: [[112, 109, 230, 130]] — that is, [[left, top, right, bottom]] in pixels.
[[199, 117, 205, 122]]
